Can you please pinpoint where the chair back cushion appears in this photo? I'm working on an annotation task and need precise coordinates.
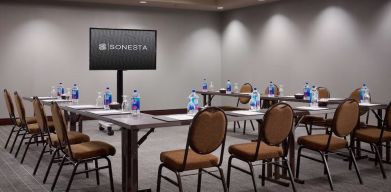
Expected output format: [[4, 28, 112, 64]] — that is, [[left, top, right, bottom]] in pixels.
[[189, 107, 227, 155], [3, 89, 15, 116], [349, 88, 368, 116], [239, 83, 253, 104], [332, 99, 359, 137], [261, 103, 294, 145], [33, 97, 48, 133], [317, 87, 330, 99], [14, 91, 26, 125], [51, 102, 69, 148]]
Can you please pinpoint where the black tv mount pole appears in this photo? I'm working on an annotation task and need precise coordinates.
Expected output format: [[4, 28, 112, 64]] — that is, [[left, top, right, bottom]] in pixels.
[[117, 70, 123, 104]]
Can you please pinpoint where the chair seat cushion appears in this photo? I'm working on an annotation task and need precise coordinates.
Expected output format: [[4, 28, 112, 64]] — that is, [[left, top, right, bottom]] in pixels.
[[297, 134, 347, 151], [160, 149, 218, 171], [26, 120, 55, 134], [355, 127, 391, 143], [66, 141, 116, 160], [16, 117, 37, 126], [228, 142, 283, 161], [49, 131, 90, 146]]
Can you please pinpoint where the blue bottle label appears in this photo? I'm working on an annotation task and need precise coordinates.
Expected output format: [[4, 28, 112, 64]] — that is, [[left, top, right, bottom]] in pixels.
[[104, 93, 112, 105], [202, 83, 207, 90], [72, 90, 79, 99], [227, 84, 231, 91], [132, 98, 140, 110]]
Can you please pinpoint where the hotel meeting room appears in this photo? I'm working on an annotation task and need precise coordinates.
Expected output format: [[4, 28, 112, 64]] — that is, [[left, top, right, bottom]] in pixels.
[[1, 0, 391, 191]]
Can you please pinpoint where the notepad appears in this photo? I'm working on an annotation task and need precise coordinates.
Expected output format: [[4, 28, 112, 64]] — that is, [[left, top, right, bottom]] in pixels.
[[68, 105, 103, 110], [88, 110, 131, 115], [230, 110, 264, 116], [296, 106, 328, 111], [165, 114, 194, 120], [42, 99, 72, 103], [31, 96, 57, 100]]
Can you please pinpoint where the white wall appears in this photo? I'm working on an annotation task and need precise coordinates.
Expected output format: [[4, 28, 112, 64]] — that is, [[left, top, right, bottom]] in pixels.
[[221, 0, 391, 105], [0, 2, 221, 118]]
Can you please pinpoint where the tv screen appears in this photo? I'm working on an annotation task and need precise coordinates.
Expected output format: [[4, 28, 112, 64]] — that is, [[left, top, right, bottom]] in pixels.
[[89, 28, 156, 70]]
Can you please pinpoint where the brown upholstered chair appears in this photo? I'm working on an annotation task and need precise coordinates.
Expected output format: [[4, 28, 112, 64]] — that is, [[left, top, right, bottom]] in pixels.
[[227, 103, 296, 192], [261, 83, 279, 109], [3, 89, 36, 152], [296, 99, 363, 191], [233, 83, 256, 134], [157, 107, 228, 192], [300, 87, 331, 135], [50, 102, 116, 192], [13, 91, 54, 163], [31, 97, 90, 182], [352, 101, 391, 179]]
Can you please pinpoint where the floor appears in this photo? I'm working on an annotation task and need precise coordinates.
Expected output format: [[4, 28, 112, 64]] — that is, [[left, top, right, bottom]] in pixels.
[[0, 121, 390, 192]]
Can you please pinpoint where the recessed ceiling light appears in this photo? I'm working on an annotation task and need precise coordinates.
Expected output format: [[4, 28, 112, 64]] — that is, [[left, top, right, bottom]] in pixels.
[[139, 1, 147, 4], [217, 6, 224, 10], [258, 0, 265, 1]]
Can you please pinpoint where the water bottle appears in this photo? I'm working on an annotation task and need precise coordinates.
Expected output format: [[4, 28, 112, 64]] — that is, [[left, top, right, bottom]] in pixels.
[[191, 90, 199, 112], [51, 86, 57, 98], [268, 81, 275, 97], [310, 86, 318, 107], [303, 82, 310, 100], [103, 87, 112, 110], [131, 90, 141, 115], [71, 84, 79, 103], [57, 83, 65, 99], [187, 90, 196, 115], [96, 92, 103, 107], [121, 95, 130, 112], [234, 83, 239, 93], [202, 78, 208, 92], [249, 88, 260, 111], [226, 80, 232, 94], [360, 84, 368, 103]]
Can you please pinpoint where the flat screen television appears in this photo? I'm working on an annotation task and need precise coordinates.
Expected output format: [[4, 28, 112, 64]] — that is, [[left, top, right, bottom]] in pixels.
[[89, 28, 157, 70]]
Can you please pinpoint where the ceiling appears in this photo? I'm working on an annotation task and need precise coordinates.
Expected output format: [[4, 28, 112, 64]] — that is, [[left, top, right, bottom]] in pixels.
[[44, 0, 280, 11]]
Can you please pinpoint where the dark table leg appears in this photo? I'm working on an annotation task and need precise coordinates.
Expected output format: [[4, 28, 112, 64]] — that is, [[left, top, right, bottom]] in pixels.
[[202, 94, 207, 106], [69, 112, 77, 131], [207, 95, 212, 106], [122, 128, 139, 192]]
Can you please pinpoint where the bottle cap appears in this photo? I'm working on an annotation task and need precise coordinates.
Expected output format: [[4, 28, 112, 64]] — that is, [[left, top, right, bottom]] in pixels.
[[254, 88, 257, 90], [60, 83, 63, 84], [74, 84, 77, 86], [106, 87, 109, 89], [192, 89, 195, 92], [134, 89, 137, 92], [270, 81, 272, 83]]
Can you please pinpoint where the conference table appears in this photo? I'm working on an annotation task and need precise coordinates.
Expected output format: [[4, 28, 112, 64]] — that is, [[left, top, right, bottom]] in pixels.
[[23, 95, 387, 192]]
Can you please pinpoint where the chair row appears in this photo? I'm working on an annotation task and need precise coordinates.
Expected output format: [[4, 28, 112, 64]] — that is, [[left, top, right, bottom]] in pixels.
[[3, 89, 116, 192]]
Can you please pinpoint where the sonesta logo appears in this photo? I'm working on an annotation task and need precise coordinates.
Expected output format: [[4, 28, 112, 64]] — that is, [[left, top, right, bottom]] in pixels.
[[98, 43, 148, 51]]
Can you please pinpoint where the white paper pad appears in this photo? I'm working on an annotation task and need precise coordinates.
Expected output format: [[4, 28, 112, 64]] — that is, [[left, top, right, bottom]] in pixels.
[[31, 96, 57, 100], [296, 106, 328, 111], [328, 98, 345, 101], [68, 105, 103, 109], [166, 114, 194, 120], [359, 103, 381, 106], [283, 96, 295, 98], [230, 110, 264, 116], [88, 110, 131, 115], [42, 99, 72, 103]]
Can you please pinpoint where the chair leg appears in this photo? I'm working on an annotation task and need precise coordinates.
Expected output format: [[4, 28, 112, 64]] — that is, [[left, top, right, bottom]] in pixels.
[[66, 162, 80, 192], [85, 162, 89, 178], [261, 160, 266, 186], [14, 132, 26, 158], [243, 121, 247, 135], [95, 159, 100, 185], [175, 172, 183, 192], [248, 162, 258, 192], [105, 157, 114, 192], [250, 120, 255, 131], [284, 157, 297, 192], [372, 144, 387, 179], [305, 124, 311, 135], [33, 143, 47, 175], [234, 121, 236, 133], [43, 149, 59, 184], [21, 134, 35, 163], [348, 148, 363, 184], [10, 128, 23, 153], [218, 167, 228, 192], [51, 155, 66, 191], [157, 164, 163, 192], [197, 169, 202, 192], [320, 152, 334, 191], [226, 156, 233, 189], [4, 125, 16, 149], [296, 146, 303, 179]]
